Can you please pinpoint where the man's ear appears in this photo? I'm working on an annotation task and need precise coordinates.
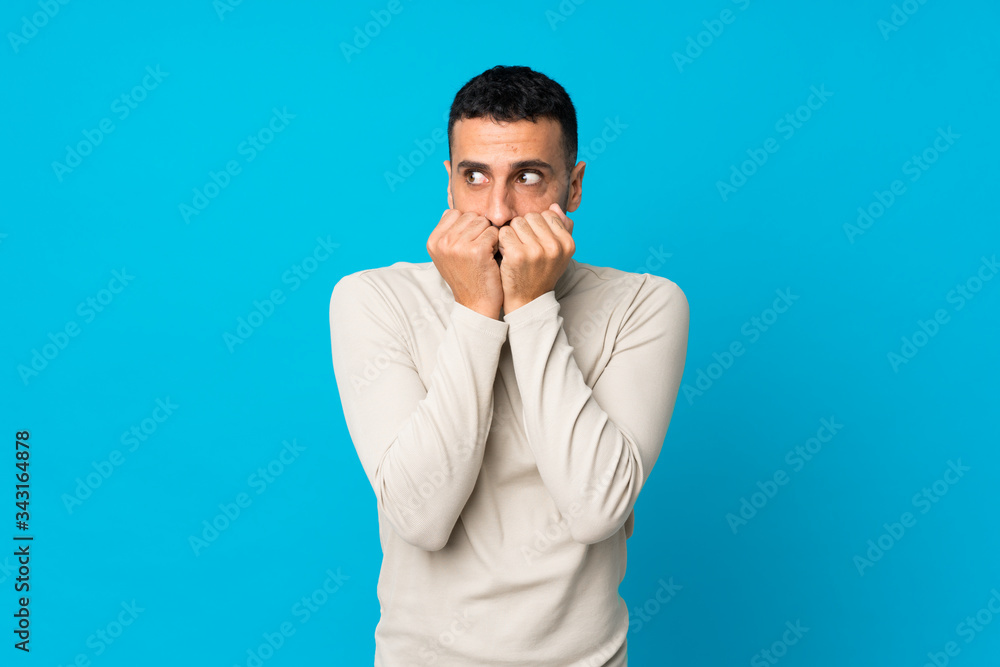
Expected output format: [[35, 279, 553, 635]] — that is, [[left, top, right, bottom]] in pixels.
[[444, 160, 454, 209], [566, 161, 585, 213]]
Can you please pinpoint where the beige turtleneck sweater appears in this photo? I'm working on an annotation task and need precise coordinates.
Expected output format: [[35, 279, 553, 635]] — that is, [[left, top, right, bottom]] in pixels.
[[328, 257, 689, 666]]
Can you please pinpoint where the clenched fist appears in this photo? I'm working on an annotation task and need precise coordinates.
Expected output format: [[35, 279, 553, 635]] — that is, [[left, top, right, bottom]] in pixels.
[[427, 209, 504, 320], [498, 203, 575, 314]]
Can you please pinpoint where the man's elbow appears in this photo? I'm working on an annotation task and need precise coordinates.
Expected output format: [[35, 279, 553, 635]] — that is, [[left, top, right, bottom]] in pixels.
[[373, 449, 456, 551], [381, 502, 454, 551], [568, 508, 630, 545], [569, 446, 643, 545], [397, 526, 451, 551]]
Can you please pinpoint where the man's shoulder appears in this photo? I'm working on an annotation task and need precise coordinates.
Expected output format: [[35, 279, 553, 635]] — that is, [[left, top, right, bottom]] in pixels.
[[330, 260, 443, 310], [571, 260, 686, 306], [333, 259, 436, 287]]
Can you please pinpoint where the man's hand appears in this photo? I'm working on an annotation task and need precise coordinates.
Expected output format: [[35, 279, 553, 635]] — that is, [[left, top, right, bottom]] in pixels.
[[427, 209, 503, 320], [498, 203, 575, 314]]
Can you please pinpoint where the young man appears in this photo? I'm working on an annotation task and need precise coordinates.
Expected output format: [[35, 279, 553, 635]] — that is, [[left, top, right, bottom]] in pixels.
[[329, 65, 689, 666]]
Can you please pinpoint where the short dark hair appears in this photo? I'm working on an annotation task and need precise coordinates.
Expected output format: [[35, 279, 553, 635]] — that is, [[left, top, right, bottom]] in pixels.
[[447, 65, 578, 176]]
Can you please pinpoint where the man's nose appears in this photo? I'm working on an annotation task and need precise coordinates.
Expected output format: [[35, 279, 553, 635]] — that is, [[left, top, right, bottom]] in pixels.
[[485, 185, 515, 227]]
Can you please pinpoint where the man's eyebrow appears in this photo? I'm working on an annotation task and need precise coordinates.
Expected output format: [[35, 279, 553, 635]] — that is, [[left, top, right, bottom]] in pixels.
[[456, 159, 555, 173]]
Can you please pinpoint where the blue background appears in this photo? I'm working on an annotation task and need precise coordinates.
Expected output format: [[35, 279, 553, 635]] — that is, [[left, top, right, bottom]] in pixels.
[[2, 0, 998, 665]]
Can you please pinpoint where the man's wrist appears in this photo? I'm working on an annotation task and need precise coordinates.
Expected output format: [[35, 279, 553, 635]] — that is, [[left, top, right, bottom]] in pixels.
[[504, 299, 528, 314], [455, 299, 501, 320], [452, 301, 507, 332], [502, 291, 559, 327], [504, 289, 550, 314], [470, 305, 502, 320]]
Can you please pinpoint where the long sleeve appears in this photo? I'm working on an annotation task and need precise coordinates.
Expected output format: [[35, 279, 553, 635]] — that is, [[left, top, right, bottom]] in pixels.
[[502, 276, 689, 545], [328, 272, 509, 551]]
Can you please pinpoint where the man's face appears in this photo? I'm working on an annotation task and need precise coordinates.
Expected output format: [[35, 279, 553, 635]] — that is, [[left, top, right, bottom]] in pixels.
[[444, 116, 585, 262]]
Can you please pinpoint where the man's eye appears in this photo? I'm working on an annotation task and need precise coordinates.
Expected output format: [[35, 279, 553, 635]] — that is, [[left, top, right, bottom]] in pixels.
[[518, 171, 542, 185], [465, 171, 487, 185]]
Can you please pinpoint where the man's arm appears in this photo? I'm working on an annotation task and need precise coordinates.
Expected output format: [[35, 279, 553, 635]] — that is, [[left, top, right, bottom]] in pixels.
[[502, 276, 689, 544], [329, 272, 509, 551]]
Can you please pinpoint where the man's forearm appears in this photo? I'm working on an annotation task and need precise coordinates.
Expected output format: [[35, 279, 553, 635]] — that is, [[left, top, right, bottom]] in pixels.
[[372, 303, 507, 550], [330, 274, 509, 552], [502, 280, 688, 545]]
